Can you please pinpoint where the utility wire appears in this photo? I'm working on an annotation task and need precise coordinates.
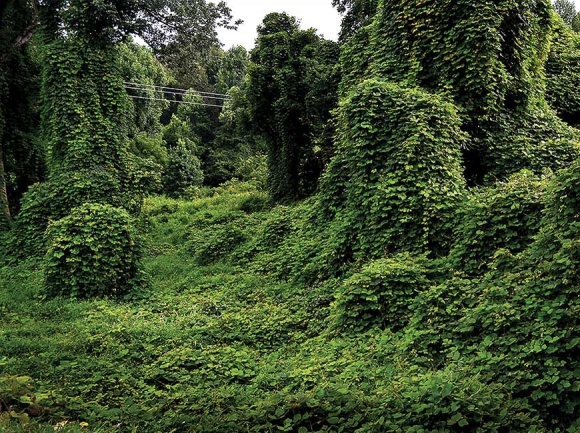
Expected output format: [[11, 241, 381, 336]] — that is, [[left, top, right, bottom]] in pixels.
[[127, 94, 226, 108], [123, 81, 230, 98], [124, 85, 230, 101]]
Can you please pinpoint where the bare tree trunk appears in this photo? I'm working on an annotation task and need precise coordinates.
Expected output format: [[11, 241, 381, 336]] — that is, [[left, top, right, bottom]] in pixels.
[[0, 145, 11, 228]]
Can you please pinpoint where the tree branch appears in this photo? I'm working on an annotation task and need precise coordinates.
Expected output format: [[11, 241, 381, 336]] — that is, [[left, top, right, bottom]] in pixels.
[[13, 22, 37, 47]]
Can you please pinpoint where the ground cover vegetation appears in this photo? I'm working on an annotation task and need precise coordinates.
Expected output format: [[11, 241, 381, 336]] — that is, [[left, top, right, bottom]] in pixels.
[[2, 0, 580, 431]]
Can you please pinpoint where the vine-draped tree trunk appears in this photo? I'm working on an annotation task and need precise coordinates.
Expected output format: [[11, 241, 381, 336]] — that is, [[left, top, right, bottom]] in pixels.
[[0, 1, 9, 228], [0, 145, 11, 227]]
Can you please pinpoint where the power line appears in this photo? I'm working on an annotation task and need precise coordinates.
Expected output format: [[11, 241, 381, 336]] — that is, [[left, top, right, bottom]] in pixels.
[[123, 81, 230, 98], [124, 85, 230, 101], [127, 94, 226, 108]]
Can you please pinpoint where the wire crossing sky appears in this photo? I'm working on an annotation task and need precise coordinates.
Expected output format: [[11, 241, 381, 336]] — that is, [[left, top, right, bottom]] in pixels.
[[124, 82, 231, 108]]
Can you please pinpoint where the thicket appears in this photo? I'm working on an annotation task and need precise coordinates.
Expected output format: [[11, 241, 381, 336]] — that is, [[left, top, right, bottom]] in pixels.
[[0, 1, 44, 229], [1, 159, 577, 430]]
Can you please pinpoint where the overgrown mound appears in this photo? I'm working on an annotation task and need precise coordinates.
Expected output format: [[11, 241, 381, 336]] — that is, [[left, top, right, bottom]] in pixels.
[[317, 80, 465, 261], [44, 203, 142, 299]]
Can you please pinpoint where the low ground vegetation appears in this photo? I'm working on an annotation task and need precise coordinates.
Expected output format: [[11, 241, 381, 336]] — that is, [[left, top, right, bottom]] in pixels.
[[0, 166, 579, 431]]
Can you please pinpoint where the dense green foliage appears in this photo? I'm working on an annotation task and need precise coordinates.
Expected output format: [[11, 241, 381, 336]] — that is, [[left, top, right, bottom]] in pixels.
[[332, 253, 433, 333], [6, 1, 153, 294], [44, 203, 142, 299], [0, 1, 44, 229], [448, 170, 547, 275], [164, 145, 204, 197], [248, 13, 340, 202], [0, 162, 578, 430], [4, 0, 580, 431], [119, 41, 168, 139], [332, 0, 379, 41]]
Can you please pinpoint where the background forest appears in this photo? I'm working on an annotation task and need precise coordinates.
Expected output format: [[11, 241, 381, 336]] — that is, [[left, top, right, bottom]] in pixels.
[[2, 0, 580, 431]]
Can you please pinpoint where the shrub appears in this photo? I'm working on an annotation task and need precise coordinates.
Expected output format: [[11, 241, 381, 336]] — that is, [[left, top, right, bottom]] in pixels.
[[448, 170, 547, 275], [44, 203, 142, 298], [332, 253, 433, 333], [238, 193, 270, 214], [163, 145, 204, 198], [9, 164, 157, 261]]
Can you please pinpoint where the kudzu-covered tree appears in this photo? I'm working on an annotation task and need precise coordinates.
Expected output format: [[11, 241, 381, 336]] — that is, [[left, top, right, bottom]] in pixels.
[[29, 0, 146, 297], [248, 13, 340, 202], [309, 0, 580, 270], [332, 0, 379, 41], [339, 0, 580, 185]]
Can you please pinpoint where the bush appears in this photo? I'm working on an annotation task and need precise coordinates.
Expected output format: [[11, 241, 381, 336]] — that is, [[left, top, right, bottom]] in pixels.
[[332, 253, 433, 333], [448, 170, 547, 275], [163, 145, 204, 198], [44, 203, 142, 298]]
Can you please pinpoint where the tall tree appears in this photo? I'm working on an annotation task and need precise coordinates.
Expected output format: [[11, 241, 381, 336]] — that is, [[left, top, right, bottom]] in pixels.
[[140, 0, 241, 90], [206, 45, 249, 95], [553, 0, 577, 26], [248, 13, 340, 202], [332, 0, 378, 41]]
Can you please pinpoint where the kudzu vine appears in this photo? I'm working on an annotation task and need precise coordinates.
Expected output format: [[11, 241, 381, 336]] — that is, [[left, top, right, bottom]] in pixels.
[[12, 0, 146, 297]]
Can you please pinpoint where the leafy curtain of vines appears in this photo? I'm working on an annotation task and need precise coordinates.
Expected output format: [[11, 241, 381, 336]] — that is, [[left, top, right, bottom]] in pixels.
[[312, 0, 580, 268], [10, 0, 144, 297], [339, 0, 579, 185]]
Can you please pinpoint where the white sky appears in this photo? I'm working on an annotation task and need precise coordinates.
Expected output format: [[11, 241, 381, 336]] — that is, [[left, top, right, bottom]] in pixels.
[[217, 0, 342, 50]]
